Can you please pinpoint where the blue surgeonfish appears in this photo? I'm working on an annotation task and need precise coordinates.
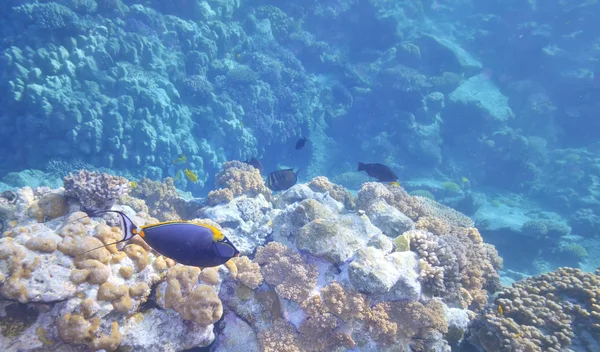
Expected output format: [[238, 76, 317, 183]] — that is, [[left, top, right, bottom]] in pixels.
[[80, 210, 240, 267]]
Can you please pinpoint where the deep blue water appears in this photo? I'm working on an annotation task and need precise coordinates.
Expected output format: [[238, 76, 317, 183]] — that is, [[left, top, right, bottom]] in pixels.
[[1, 0, 600, 349]]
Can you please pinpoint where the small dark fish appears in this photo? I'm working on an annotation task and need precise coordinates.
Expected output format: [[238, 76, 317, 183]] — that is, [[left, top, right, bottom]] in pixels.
[[74, 210, 240, 267], [266, 168, 299, 191], [0, 190, 17, 204], [244, 157, 263, 173], [358, 162, 398, 182], [295, 137, 308, 150]]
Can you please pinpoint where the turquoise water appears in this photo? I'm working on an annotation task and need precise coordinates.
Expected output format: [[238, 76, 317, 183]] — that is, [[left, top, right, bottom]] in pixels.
[[0, 1, 599, 351]]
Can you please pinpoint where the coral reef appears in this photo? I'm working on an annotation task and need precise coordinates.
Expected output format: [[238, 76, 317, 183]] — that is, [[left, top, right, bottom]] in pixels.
[[0, 183, 221, 351], [130, 177, 180, 221], [2, 0, 600, 349], [207, 161, 271, 206], [0, 165, 506, 351], [64, 170, 130, 212], [469, 267, 600, 352], [214, 174, 501, 352]]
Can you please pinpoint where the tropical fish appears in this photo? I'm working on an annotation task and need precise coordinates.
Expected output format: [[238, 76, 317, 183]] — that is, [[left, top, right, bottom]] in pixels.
[[184, 169, 198, 183], [358, 162, 398, 182], [461, 176, 469, 183], [172, 153, 187, 165], [129, 181, 137, 189], [0, 190, 17, 204], [295, 137, 308, 150], [389, 181, 400, 187], [498, 305, 503, 315], [173, 169, 183, 181], [244, 157, 263, 174], [266, 168, 299, 192], [78, 210, 239, 267]]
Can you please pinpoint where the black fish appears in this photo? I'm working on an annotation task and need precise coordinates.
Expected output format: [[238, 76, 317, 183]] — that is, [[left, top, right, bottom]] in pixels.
[[358, 162, 398, 182], [266, 168, 299, 191], [295, 137, 308, 150], [244, 157, 263, 173]]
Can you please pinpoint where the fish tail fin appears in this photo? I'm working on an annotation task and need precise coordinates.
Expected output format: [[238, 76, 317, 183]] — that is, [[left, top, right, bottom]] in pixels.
[[63, 210, 138, 256], [358, 162, 366, 171], [295, 168, 301, 176], [87, 210, 138, 242]]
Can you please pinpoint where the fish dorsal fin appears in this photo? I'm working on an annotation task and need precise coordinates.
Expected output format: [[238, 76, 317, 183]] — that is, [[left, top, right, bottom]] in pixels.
[[204, 223, 224, 241], [141, 221, 225, 242]]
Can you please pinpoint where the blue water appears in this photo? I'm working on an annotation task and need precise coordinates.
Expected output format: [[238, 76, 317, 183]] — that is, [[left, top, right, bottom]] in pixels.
[[1, 0, 599, 350]]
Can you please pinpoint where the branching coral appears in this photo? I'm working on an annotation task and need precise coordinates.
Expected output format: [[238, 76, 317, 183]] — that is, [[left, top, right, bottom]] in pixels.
[[181, 74, 213, 100], [256, 280, 449, 351], [130, 178, 180, 221], [208, 161, 271, 205], [254, 242, 317, 303], [406, 226, 500, 311], [469, 267, 600, 352], [64, 170, 130, 212], [258, 319, 302, 352], [230, 256, 263, 289]]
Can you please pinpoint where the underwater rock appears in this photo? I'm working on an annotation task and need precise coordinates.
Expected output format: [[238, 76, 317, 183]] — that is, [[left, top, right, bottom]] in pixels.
[[211, 311, 259, 352], [445, 307, 470, 344], [346, 247, 421, 300], [200, 195, 272, 254], [270, 197, 336, 248], [119, 308, 214, 351], [448, 74, 514, 124], [296, 213, 383, 265], [364, 199, 415, 238], [274, 184, 344, 213], [418, 34, 482, 74]]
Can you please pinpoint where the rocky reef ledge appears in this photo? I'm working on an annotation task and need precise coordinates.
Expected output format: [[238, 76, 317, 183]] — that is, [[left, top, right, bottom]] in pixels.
[[1, 161, 507, 351]]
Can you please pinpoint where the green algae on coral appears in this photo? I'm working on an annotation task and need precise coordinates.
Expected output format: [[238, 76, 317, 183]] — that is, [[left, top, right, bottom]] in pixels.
[[394, 234, 411, 252]]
